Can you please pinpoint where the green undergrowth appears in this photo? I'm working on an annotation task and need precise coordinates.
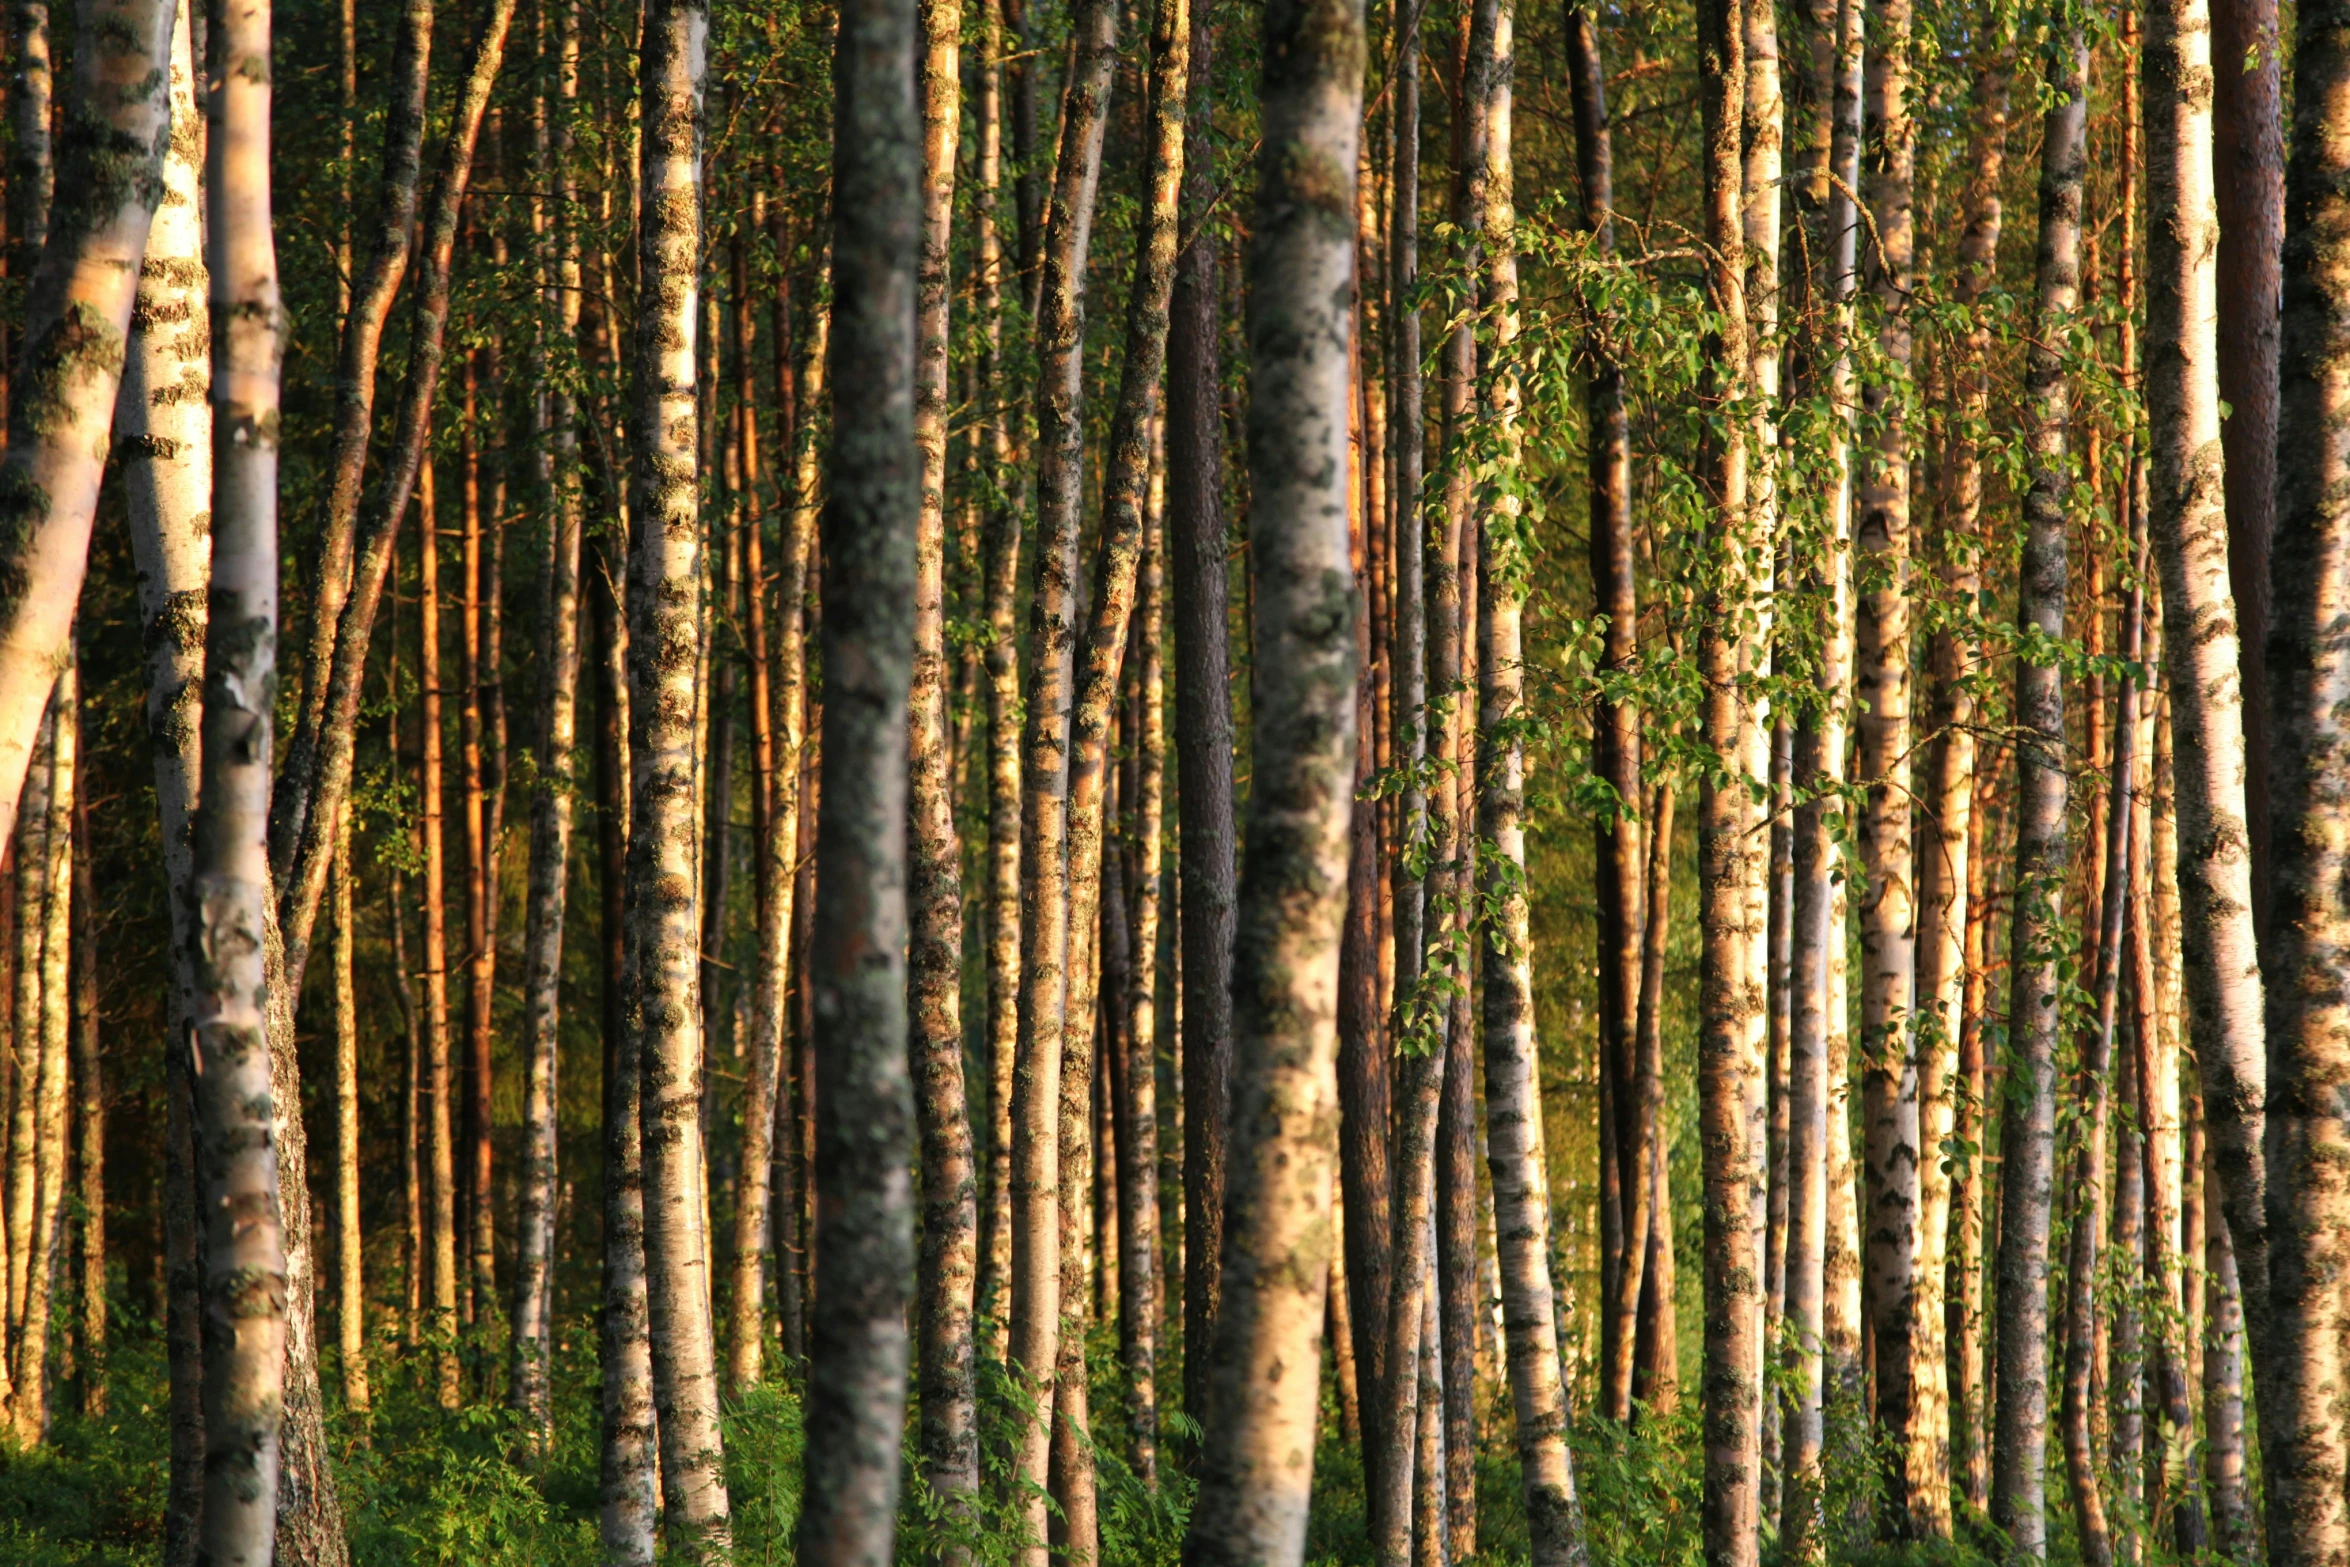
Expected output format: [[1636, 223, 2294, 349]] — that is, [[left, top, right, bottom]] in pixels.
[[0, 1316, 2230, 1567]]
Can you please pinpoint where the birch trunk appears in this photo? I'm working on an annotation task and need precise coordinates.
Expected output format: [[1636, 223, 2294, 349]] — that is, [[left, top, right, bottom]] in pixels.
[[1474, 5, 1586, 1558], [16, 662, 73, 1439], [596, 528, 657, 1567], [1120, 470, 1167, 1482], [119, 15, 207, 1530], [793, 0, 922, 1546], [1989, 31, 2086, 1557], [1929, 40, 2009, 1517], [0, 0, 178, 862], [70, 800, 98, 1417], [509, 0, 582, 1436], [2261, 0, 2350, 1551], [189, 0, 285, 1545], [1855, 0, 1932, 1527], [2144, 0, 2281, 1520], [1696, 0, 1765, 1556], [1009, 0, 1117, 1533], [911, 0, 978, 1528], [972, 0, 1022, 1360], [1179, 0, 1362, 1550], [627, 2, 730, 1552]]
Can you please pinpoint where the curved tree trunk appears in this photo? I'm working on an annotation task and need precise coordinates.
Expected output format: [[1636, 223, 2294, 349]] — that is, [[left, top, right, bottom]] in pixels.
[[0, 0, 178, 865], [792, 0, 922, 1548], [1179, 0, 1362, 1551], [1988, 30, 2087, 1558], [1009, 0, 1117, 1538]]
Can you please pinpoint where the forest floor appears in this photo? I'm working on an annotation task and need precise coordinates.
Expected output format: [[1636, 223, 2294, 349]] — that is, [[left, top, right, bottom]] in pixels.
[[0, 1319, 2103, 1567]]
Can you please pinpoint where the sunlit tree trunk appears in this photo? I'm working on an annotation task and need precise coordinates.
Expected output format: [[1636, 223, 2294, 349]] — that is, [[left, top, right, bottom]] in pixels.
[[333, 826, 368, 1414], [16, 662, 74, 1441], [1119, 464, 1168, 1483], [188, 0, 285, 1544], [626, 1, 731, 1553], [1009, 0, 1117, 1537], [118, 14, 207, 1528], [2145, 0, 2281, 1530], [1180, 0, 1362, 1550], [1695, 0, 1766, 1558], [0, 0, 178, 864], [911, 0, 978, 1532], [69, 800, 99, 1418], [420, 461, 459, 1405], [1989, 29, 2087, 1558]]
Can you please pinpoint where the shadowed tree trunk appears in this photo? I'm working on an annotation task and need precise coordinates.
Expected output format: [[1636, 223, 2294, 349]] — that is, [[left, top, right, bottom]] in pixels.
[[508, 0, 582, 1440], [1989, 28, 2087, 1559], [2262, 0, 2350, 1555], [1167, 0, 1233, 1461], [791, 0, 922, 1548], [17, 661, 74, 1440], [1178, 0, 1363, 1551]]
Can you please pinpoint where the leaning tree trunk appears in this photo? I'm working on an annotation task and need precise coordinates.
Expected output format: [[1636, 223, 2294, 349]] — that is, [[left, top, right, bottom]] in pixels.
[[0, 0, 178, 864], [1989, 29, 2087, 1560], [1178, 0, 1363, 1553], [268, 0, 519, 1000], [2143, 0, 2282, 1525], [628, 1, 731, 1555], [1009, 0, 1116, 1539], [1051, 0, 1187, 1546], [1168, 0, 1234, 1456], [792, 0, 921, 1550], [274, 0, 431, 853], [1475, 3, 1588, 1561], [1695, 0, 1766, 1562], [911, 0, 979, 1532], [2263, 0, 2350, 1557], [508, 1, 583, 1439], [118, 9, 207, 1547], [188, 0, 285, 1549]]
